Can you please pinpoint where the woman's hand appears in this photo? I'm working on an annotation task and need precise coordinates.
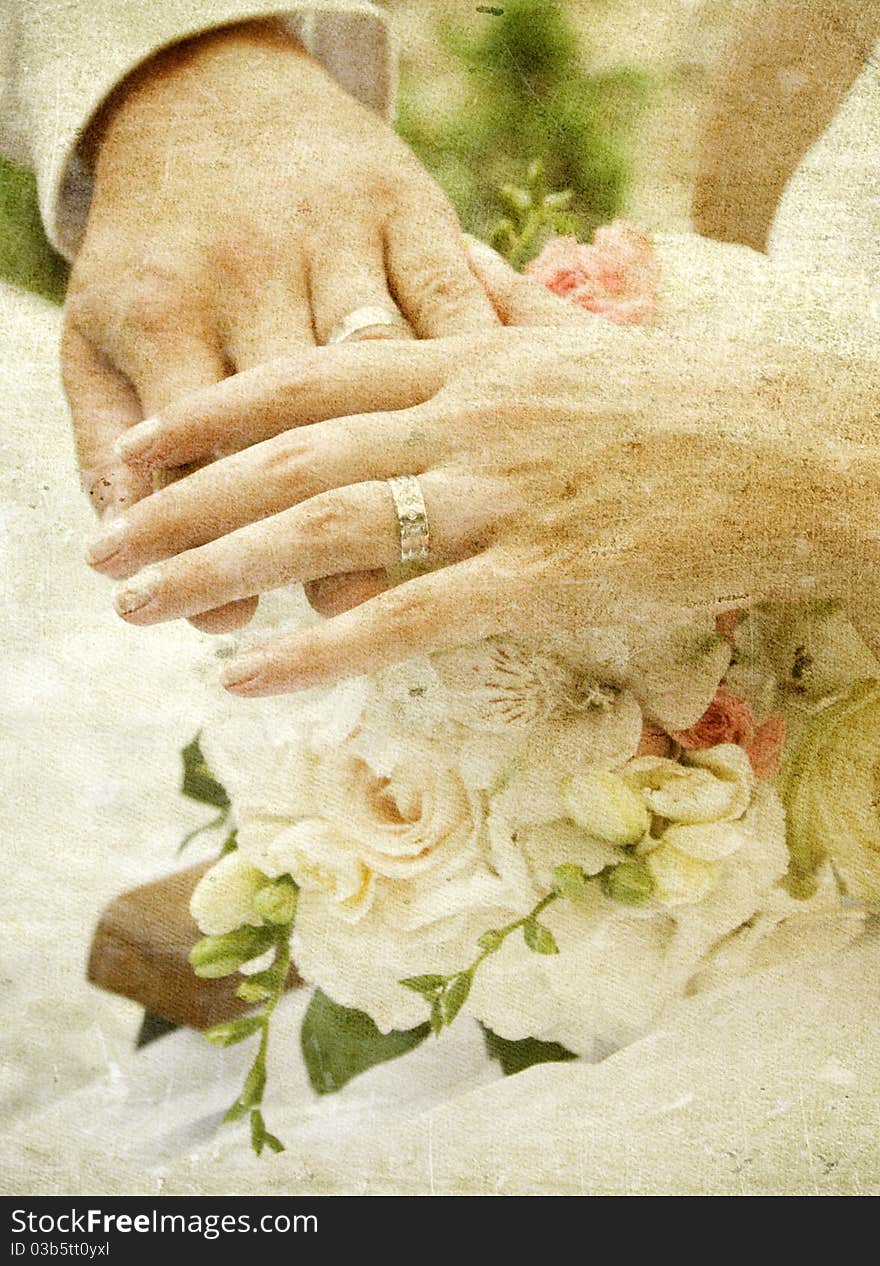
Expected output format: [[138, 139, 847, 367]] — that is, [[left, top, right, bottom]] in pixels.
[[62, 19, 497, 627], [87, 246, 880, 694]]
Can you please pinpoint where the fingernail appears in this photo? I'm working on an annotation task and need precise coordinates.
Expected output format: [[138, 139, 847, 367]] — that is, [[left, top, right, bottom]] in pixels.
[[113, 566, 162, 616], [86, 517, 129, 566], [220, 653, 269, 693], [115, 417, 160, 462]]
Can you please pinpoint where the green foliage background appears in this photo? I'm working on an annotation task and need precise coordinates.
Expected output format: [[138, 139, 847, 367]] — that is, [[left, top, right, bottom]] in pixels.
[[0, 0, 644, 306]]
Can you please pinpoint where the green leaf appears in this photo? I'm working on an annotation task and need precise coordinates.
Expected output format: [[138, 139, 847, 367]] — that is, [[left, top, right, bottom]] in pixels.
[[220, 830, 239, 857], [180, 733, 230, 810], [250, 1109, 266, 1156], [499, 183, 532, 215], [236, 977, 273, 1005], [542, 188, 573, 210], [204, 1015, 264, 1047], [523, 920, 559, 955], [482, 1026, 577, 1076], [0, 156, 69, 303], [261, 1128, 285, 1155], [399, 973, 446, 997], [301, 989, 430, 1095], [440, 972, 472, 1027], [241, 1060, 267, 1108], [477, 928, 505, 952], [189, 925, 279, 978], [552, 863, 589, 900], [430, 999, 443, 1037]]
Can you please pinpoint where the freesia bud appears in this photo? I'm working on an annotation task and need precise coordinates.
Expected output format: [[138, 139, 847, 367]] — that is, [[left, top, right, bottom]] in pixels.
[[562, 770, 649, 846]]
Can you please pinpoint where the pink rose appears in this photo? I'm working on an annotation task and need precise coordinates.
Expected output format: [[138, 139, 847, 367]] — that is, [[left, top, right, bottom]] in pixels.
[[526, 221, 660, 325], [671, 687, 785, 780], [746, 712, 786, 780]]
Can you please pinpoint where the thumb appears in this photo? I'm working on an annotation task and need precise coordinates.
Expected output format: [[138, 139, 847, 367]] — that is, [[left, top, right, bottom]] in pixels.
[[465, 237, 590, 328]]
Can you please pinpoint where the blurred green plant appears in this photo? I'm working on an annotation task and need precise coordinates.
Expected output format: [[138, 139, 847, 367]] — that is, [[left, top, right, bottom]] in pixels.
[[491, 158, 576, 268], [0, 0, 647, 300], [396, 0, 648, 256], [0, 156, 68, 303]]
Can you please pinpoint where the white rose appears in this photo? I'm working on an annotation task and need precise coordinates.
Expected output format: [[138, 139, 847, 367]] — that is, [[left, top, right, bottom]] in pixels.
[[315, 751, 485, 881], [189, 852, 268, 936], [266, 819, 374, 923]]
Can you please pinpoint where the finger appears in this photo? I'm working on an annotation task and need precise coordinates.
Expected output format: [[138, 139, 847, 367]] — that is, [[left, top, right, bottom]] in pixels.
[[466, 238, 595, 328], [114, 338, 458, 470], [60, 324, 153, 519], [86, 406, 435, 578], [110, 471, 501, 626], [219, 553, 509, 696], [222, 268, 316, 370], [115, 321, 253, 627], [74, 277, 259, 632], [303, 221, 412, 615], [307, 222, 412, 345], [386, 200, 499, 337], [304, 569, 390, 617]]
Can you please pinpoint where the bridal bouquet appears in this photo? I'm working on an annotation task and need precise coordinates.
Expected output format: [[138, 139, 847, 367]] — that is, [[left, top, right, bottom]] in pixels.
[[180, 178, 879, 1155], [187, 597, 879, 1154]]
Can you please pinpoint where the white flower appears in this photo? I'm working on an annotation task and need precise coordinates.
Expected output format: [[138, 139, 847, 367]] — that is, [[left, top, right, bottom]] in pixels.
[[432, 639, 573, 733], [314, 752, 486, 881], [562, 770, 649, 845], [623, 743, 754, 824], [189, 852, 268, 936], [646, 843, 718, 907], [521, 820, 619, 890], [265, 819, 374, 922], [625, 619, 731, 729], [661, 820, 751, 862]]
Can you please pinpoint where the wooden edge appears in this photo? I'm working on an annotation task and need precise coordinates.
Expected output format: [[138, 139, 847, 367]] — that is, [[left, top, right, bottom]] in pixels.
[[87, 861, 300, 1031]]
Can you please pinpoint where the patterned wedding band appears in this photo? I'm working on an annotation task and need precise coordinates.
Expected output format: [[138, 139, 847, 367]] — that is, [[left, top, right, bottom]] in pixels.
[[387, 475, 431, 563], [327, 304, 410, 345]]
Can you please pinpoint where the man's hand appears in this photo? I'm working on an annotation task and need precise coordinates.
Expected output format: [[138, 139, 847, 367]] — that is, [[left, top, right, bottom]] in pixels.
[[86, 246, 880, 695], [62, 19, 497, 627]]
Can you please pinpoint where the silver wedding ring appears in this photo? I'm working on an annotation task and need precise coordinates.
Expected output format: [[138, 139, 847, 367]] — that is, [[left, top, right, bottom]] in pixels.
[[327, 304, 411, 345], [387, 475, 430, 563]]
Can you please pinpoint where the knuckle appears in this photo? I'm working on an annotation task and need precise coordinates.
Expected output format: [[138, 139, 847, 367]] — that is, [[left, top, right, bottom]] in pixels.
[[208, 230, 273, 300], [296, 493, 349, 546], [260, 429, 323, 495], [115, 264, 190, 337], [411, 258, 480, 318]]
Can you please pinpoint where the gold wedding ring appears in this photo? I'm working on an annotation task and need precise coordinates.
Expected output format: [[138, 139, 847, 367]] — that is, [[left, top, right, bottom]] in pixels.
[[327, 305, 411, 344], [387, 475, 430, 563]]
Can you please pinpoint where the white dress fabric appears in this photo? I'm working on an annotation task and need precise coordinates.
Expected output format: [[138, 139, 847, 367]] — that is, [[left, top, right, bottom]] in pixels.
[[1, 49, 879, 1195]]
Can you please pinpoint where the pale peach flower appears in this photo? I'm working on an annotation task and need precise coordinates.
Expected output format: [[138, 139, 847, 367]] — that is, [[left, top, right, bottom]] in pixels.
[[671, 687, 785, 780], [526, 221, 660, 325]]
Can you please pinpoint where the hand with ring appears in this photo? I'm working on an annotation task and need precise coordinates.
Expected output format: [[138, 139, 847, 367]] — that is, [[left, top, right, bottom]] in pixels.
[[85, 244, 880, 694], [62, 19, 498, 629]]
